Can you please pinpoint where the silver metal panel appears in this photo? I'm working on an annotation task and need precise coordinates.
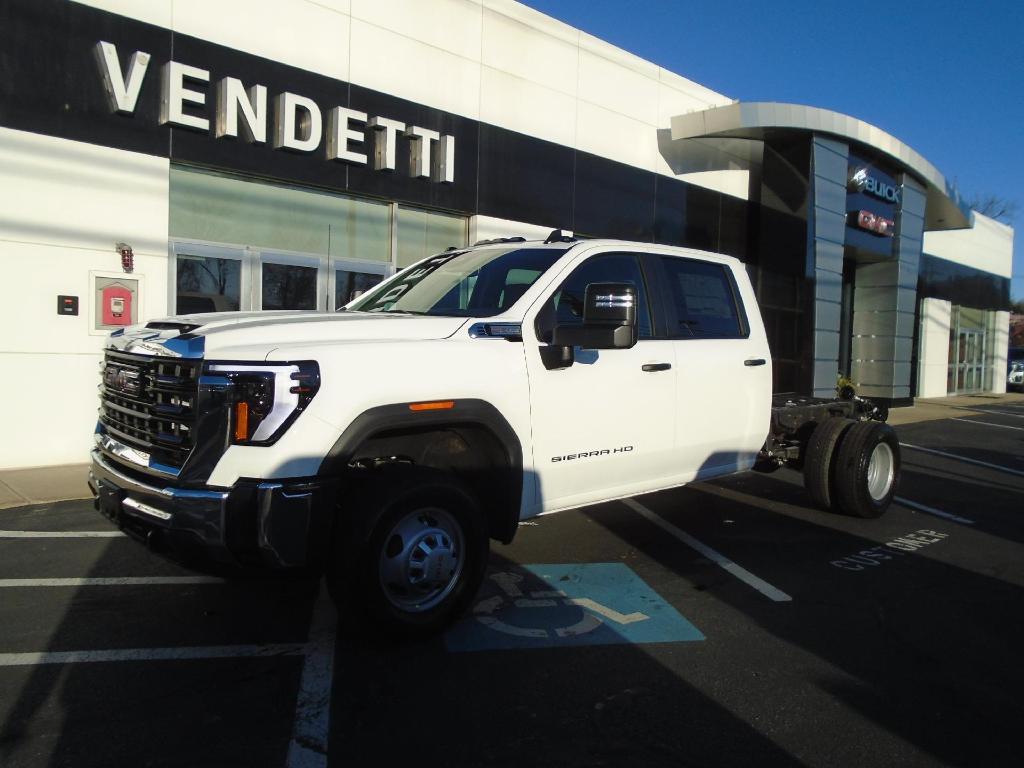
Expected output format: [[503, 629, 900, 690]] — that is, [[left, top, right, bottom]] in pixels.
[[815, 238, 843, 275], [814, 179, 847, 218], [815, 208, 847, 247], [851, 336, 895, 361], [814, 329, 840, 361], [815, 299, 841, 330], [852, 310, 897, 336], [815, 268, 842, 305]]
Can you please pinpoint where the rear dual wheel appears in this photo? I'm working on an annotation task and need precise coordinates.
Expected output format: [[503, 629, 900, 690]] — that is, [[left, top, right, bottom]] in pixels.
[[803, 419, 900, 518]]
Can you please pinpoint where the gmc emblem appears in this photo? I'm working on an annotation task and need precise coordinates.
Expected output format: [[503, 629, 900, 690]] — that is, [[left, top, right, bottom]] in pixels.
[[104, 365, 142, 397]]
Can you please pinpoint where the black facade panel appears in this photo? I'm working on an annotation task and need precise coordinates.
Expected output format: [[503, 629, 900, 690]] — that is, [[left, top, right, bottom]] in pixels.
[[653, 175, 686, 246], [918, 254, 1011, 311], [573, 153, 655, 241], [679, 184, 719, 252], [0, 0, 171, 157], [718, 194, 748, 258], [476, 125, 574, 228]]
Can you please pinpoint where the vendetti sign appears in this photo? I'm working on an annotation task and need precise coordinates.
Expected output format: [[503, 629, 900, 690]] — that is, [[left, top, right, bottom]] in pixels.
[[94, 41, 456, 184]]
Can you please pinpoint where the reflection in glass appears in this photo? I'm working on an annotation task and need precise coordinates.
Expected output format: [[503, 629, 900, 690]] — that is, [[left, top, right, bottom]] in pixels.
[[335, 270, 383, 309], [176, 255, 241, 314], [262, 263, 317, 310]]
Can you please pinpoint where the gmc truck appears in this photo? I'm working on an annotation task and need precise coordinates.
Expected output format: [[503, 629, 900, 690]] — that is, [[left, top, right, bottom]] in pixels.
[[89, 232, 899, 635]]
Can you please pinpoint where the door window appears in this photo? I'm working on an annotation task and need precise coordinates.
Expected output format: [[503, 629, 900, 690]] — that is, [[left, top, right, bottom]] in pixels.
[[659, 257, 748, 339]]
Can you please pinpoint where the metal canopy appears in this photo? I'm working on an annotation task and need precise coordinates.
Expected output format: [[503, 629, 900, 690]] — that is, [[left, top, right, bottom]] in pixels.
[[670, 102, 971, 231]]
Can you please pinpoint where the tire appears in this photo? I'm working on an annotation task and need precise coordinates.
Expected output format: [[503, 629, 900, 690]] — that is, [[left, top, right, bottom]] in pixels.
[[803, 418, 854, 511], [833, 421, 900, 518], [327, 466, 488, 638]]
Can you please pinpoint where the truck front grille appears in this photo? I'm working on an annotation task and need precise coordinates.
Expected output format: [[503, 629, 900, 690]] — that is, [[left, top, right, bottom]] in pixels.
[[99, 351, 202, 469]]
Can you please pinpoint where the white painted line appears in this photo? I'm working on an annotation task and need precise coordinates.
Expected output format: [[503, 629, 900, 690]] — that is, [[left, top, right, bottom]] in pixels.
[[0, 576, 224, 588], [964, 409, 1024, 418], [894, 496, 975, 525], [900, 443, 1024, 478], [0, 643, 305, 667], [621, 498, 792, 602], [286, 581, 337, 768], [0, 530, 124, 538], [955, 418, 1024, 431]]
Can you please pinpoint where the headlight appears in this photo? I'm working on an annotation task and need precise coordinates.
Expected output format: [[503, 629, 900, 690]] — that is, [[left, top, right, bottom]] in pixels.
[[206, 361, 320, 445]]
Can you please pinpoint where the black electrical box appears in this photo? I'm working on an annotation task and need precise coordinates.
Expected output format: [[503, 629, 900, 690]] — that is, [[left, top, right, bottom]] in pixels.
[[57, 295, 79, 316]]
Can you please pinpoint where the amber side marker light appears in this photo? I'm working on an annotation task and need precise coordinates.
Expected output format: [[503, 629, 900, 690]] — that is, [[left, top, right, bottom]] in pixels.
[[234, 401, 250, 441], [409, 400, 455, 412]]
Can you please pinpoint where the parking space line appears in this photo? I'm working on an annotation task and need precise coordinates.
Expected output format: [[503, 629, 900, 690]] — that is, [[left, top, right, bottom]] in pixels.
[[894, 496, 975, 525], [954, 418, 1024, 431], [957, 408, 1024, 418], [0, 530, 124, 538], [0, 643, 306, 667], [0, 576, 224, 588], [900, 443, 1024, 478], [621, 498, 792, 602], [286, 581, 336, 768]]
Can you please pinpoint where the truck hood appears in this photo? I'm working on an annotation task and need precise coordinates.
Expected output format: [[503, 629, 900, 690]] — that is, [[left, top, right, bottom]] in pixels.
[[106, 310, 470, 358]]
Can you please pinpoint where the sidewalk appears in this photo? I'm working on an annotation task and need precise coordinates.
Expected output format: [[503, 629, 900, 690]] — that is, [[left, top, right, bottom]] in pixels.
[[0, 464, 90, 510], [1, 392, 1021, 509]]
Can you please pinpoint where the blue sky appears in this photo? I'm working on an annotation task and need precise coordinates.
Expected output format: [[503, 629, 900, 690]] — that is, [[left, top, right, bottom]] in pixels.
[[523, 0, 1024, 301]]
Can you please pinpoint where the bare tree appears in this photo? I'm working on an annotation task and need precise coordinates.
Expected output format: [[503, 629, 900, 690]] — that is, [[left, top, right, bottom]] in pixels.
[[965, 193, 1018, 224]]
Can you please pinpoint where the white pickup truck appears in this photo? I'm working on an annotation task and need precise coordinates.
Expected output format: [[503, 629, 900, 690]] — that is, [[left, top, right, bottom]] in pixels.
[[89, 232, 899, 635]]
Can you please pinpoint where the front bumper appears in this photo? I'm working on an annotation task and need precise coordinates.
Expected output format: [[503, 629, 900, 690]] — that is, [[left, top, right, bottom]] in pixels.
[[88, 450, 336, 568]]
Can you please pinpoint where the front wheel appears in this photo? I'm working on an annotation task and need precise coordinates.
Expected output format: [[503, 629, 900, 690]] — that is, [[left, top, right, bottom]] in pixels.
[[833, 421, 900, 518], [329, 467, 488, 638]]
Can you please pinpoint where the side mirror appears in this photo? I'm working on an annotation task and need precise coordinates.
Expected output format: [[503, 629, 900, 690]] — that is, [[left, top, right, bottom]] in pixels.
[[552, 282, 638, 350]]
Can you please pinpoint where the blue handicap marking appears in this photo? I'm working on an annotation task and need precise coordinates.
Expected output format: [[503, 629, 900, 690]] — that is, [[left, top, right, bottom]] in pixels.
[[445, 563, 705, 652]]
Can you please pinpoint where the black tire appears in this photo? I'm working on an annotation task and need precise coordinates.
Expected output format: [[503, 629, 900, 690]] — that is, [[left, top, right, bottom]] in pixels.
[[833, 421, 900, 518], [803, 418, 854, 511], [327, 466, 488, 638]]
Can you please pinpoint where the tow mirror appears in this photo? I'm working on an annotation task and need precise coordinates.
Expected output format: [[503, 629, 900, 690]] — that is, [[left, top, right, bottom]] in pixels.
[[553, 282, 638, 350]]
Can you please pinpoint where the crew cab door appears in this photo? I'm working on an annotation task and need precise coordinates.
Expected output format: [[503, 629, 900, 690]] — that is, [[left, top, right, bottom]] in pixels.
[[649, 252, 772, 479], [523, 251, 677, 512]]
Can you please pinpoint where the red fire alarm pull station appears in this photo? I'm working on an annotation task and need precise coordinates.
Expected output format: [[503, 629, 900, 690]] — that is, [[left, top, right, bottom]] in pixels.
[[101, 284, 133, 326]]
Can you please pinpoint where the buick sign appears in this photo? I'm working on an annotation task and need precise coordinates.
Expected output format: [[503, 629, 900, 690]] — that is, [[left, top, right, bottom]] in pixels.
[[848, 167, 901, 204]]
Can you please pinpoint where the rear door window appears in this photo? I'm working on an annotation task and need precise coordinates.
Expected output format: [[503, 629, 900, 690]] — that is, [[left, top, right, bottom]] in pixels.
[[658, 256, 748, 339]]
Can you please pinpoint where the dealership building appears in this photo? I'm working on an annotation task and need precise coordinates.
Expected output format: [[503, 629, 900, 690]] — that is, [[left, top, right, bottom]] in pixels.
[[0, 0, 1013, 470]]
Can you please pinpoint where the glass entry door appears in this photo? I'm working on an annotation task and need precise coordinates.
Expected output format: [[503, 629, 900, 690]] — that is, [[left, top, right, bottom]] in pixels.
[[949, 328, 986, 393]]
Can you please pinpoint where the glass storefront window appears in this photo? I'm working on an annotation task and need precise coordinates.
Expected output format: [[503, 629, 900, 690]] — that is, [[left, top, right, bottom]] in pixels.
[[262, 263, 318, 311], [396, 207, 467, 268], [170, 166, 390, 264], [175, 253, 241, 314], [335, 269, 383, 309]]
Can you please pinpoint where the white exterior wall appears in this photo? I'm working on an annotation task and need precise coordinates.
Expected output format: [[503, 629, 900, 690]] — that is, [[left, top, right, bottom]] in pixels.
[[989, 310, 1009, 395], [917, 298, 951, 398], [0, 127, 170, 469], [922, 211, 1015, 278], [74, 0, 738, 197]]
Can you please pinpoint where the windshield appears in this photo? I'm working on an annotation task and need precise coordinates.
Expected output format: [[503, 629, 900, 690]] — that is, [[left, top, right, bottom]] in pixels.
[[347, 246, 569, 317]]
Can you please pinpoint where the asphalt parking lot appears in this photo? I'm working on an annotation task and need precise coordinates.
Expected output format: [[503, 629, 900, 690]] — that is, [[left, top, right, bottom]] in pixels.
[[2, 399, 1023, 767]]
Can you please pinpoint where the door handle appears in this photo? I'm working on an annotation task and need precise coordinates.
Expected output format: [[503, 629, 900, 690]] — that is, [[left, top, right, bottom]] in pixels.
[[744, 358, 767, 367], [642, 363, 672, 372]]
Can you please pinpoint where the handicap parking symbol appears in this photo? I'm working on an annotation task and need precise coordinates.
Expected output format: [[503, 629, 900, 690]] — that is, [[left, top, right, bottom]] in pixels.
[[445, 563, 705, 651]]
